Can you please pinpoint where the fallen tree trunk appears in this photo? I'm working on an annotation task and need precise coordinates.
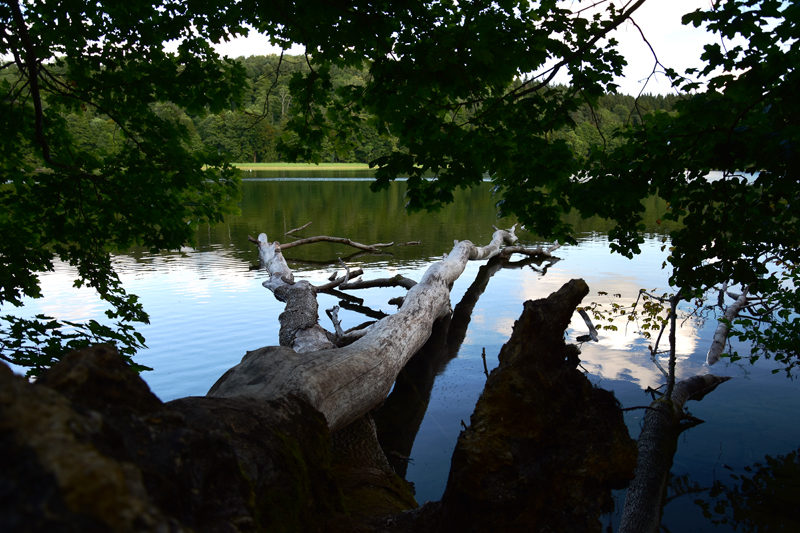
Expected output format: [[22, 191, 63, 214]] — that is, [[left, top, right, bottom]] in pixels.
[[209, 226, 527, 432], [618, 374, 731, 533]]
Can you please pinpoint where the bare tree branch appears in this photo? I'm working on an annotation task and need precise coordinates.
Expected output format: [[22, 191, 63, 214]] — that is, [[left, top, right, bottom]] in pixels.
[[577, 308, 600, 342], [285, 221, 312, 235], [339, 274, 417, 291], [314, 268, 365, 292], [279, 235, 394, 251], [707, 285, 751, 365]]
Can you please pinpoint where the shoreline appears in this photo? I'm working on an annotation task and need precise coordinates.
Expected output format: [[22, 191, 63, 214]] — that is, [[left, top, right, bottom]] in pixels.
[[232, 163, 371, 171]]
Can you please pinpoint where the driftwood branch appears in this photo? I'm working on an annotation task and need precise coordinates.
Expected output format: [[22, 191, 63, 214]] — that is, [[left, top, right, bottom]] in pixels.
[[314, 268, 365, 292], [499, 243, 562, 258], [338, 258, 351, 285], [326, 306, 345, 340], [577, 308, 599, 342], [285, 221, 312, 235], [338, 274, 417, 291], [707, 286, 751, 365], [279, 235, 394, 251], [248, 233, 393, 253], [215, 226, 520, 432]]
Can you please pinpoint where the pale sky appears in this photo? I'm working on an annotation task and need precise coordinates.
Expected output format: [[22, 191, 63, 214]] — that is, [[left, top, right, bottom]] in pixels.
[[210, 0, 720, 96], [595, 0, 721, 95]]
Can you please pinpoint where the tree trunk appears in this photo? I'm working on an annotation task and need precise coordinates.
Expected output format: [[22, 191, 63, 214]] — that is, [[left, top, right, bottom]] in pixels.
[[618, 374, 731, 533], [436, 279, 638, 533], [706, 288, 750, 365], [208, 227, 522, 432]]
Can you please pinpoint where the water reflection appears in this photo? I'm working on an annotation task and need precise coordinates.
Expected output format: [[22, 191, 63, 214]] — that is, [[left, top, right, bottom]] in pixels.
[[7, 176, 800, 530], [374, 253, 555, 478], [671, 446, 800, 531]]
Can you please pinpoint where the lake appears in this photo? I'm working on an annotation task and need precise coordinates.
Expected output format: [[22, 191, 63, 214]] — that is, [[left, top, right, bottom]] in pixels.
[[10, 171, 800, 531]]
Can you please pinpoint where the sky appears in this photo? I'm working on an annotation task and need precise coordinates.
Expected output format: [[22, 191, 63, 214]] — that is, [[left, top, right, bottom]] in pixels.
[[594, 0, 721, 95], [209, 0, 721, 96]]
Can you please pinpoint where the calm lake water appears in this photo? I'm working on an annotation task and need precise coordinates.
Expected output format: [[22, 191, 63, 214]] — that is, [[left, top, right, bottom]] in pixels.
[[10, 171, 800, 531]]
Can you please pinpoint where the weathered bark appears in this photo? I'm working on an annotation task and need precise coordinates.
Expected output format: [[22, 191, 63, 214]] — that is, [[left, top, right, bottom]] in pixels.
[[436, 279, 638, 532], [0, 345, 351, 532], [618, 374, 732, 533], [210, 227, 523, 432]]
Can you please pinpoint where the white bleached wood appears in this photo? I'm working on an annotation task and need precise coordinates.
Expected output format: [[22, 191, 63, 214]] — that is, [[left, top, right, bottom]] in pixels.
[[253, 233, 334, 352], [256, 233, 294, 290], [706, 288, 751, 365], [210, 227, 519, 432], [577, 308, 599, 342]]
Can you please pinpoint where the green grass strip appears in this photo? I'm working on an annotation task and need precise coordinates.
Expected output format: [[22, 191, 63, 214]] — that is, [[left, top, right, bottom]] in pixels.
[[233, 162, 372, 170]]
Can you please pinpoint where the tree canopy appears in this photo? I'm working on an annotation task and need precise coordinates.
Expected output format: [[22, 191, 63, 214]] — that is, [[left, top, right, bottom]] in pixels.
[[251, 0, 799, 371], [1, 0, 797, 373], [1, 0, 246, 372]]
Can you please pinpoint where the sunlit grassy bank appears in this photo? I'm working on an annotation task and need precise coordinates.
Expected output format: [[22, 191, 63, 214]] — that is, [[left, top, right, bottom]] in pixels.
[[233, 162, 372, 171]]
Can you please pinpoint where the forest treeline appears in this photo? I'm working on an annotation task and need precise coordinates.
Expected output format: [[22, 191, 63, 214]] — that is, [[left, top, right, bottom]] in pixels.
[[5, 54, 681, 165]]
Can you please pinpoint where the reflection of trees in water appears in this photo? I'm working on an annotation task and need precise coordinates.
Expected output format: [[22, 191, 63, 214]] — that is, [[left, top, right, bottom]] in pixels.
[[372, 253, 557, 479], [668, 447, 800, 531]]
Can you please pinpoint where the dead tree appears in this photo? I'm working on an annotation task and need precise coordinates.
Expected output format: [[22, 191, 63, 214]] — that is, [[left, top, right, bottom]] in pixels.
[[209, 225, 556, 433], [619, 292, 731, 533], [618, 374, 730, 533]]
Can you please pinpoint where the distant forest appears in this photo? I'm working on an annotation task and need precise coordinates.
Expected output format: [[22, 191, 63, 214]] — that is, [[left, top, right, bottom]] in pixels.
[[7, 54, 682, 165]]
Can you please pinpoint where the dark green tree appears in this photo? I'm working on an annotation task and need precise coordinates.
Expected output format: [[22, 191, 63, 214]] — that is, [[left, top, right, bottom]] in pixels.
[[576, 0, 799, 371], [0, 0, 247, 374], [2, 0, 797, 376], [197, 111, 277, 162], [245, 0, 798, 372]]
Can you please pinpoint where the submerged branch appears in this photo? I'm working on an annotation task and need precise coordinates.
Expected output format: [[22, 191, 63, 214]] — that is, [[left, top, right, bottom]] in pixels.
[[285, 221, 312, 235], [279, 235, 394, 251]]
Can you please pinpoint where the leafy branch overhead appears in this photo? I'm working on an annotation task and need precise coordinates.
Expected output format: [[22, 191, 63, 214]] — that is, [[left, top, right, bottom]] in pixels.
[[1, 0, 798, 374], [256, 0, 798, 371], [1, 0, 246, 373]]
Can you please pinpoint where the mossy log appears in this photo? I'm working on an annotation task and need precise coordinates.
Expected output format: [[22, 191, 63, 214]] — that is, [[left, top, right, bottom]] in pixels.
[[0, 345, 350, 532], [436, 279, 638, 532]]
